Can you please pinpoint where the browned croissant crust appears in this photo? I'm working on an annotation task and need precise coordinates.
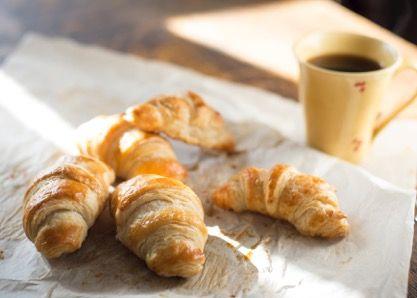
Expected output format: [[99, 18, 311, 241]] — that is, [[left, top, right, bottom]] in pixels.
[[213, 164, 349, 238], [124, 91, 235, 152], [111, 174, 208, 278], [23, 155, 115, 258], [76, 114, 187, 181]]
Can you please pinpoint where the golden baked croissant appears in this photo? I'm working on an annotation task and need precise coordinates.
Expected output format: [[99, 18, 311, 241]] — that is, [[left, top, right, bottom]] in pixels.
[[213, 164, 349, 238], [76, 114, 187, 181], [124, 91, 235, 152], [23, 155, 115, 258], [111, 174, 208, 277]]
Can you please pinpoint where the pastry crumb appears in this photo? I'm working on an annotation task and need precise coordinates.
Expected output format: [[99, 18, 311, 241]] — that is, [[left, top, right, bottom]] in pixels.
[[0, 250, 4, 260], [341, 256, 353, 264], [263, 236, 272, 244], [243, 250, 253, 261]]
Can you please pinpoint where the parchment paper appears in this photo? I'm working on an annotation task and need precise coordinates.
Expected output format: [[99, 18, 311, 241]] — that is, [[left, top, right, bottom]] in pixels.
[[0, 34, 415, 297]]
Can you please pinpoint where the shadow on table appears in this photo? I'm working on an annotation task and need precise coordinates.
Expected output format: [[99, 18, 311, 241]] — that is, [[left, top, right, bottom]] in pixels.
[[0, 0, 297, 98]]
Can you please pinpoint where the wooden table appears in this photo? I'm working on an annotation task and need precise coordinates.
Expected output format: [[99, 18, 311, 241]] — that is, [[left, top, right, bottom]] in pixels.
[[0, 0, 416, 296]]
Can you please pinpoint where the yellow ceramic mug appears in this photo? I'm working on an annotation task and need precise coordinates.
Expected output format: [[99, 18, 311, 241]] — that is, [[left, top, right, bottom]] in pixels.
[[294, 32, 417, 163]]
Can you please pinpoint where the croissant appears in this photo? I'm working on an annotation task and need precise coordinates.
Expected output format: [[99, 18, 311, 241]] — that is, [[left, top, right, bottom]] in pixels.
[[111, 174, 208, 277], [23, 155, 115, 258], [76, 114, 187, 181], [124, 91, 235, 152], [213, 164, 349, 238]]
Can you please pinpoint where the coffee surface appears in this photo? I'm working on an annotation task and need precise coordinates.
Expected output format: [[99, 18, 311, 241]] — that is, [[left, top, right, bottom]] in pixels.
[[308, 54, 382, 72]]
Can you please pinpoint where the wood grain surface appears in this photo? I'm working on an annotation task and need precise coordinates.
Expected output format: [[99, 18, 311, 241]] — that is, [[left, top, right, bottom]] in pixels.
[[0, 0, 416, 296]]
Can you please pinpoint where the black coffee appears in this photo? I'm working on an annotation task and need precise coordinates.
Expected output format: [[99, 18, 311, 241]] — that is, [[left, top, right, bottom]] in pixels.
[[308, 54, 382, 72]]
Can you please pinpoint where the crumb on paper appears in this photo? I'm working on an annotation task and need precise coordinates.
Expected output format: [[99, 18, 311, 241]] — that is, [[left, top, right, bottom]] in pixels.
[[263, 236, 272, 245], [0, 249, 4, 260], [243, 250, 253, 261], [341, 256, 353, 264]]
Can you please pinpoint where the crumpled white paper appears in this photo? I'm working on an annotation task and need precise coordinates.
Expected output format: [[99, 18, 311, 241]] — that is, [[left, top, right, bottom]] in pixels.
[[0, 34, 415, 298]]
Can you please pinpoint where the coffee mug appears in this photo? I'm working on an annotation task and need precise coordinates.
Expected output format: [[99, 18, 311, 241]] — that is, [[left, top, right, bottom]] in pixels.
[[294, 32, 417, 163]]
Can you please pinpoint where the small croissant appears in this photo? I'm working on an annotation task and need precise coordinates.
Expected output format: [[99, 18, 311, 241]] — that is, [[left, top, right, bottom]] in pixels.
[[23, 155, 115, 258], [124, 91, 235, 152], [111, 174, 208, 277], [76, 114, 187, 181], [213, 164, 349, 238]]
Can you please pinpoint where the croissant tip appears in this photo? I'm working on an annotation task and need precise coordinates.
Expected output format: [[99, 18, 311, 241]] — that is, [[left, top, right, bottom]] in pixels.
[[212, 186, 228, 208], [224, 144, 237, 154], [35, 220, 87, 258], [148, 245, 206, 278], [334, 227, 350, 239], [325, 218, 350, 239]]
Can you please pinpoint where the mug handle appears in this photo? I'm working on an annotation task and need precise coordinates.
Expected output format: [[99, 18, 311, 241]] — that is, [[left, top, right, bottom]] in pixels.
[[373, 59, 417, 138]]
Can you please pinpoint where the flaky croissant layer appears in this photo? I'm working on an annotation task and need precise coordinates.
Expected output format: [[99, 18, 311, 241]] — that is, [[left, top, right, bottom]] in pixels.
[[23, 155, 115, 258], [111, 174, 208, 278], [76, 114, 187, 181], [213, 164, 349, 238], [124, 91, 235, 152]]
